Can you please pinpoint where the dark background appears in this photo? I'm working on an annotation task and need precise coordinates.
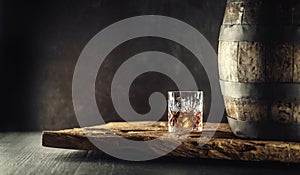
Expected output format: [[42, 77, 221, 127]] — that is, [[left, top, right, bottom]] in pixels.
[[1, 0, 226, 131]]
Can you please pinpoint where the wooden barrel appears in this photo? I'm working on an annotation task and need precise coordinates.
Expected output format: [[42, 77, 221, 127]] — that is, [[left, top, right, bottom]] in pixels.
[[218, 0, 300, 141]]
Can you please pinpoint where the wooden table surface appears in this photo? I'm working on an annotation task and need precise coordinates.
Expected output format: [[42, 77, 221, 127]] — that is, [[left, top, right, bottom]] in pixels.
[[1, 132, 300, 175], [43, 122, 300, 163]]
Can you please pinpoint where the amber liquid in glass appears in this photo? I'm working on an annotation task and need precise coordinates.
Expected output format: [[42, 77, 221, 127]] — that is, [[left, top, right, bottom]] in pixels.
[[168, 110, 203, 132]]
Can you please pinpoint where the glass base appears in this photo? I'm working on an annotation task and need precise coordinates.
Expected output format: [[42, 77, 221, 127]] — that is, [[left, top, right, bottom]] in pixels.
[[168, 125, 203, 133]]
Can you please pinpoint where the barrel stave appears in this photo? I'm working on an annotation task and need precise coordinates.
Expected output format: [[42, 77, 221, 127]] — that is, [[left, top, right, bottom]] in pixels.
[[225, 97, 267, 121], [243, 1, 263, 25], [223, 2, 245, 25], [266, 42, 294, 83], [238, 41, 265, 83], [294, 101, 300, 122], [294, 42, 300, 82], [271, 99, 296, 124], [223, 0, 295, 25], [218, 41, 239, 82]]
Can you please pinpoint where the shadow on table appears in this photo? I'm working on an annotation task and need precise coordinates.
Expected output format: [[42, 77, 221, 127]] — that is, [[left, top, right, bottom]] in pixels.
[[54, 150, 300, 175]]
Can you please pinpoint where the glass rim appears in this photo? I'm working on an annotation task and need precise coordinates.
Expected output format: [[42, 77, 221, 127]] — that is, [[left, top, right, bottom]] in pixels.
[[167, 90, 203, 93]]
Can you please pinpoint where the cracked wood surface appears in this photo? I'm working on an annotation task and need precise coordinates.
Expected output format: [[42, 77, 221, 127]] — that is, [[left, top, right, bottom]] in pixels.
[[43, 122, 300, 163]]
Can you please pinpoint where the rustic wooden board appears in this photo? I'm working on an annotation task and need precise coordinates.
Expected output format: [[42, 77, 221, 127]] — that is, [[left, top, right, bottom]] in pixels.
[[2, 133, 300, 175], [42, 122, 300, 163]]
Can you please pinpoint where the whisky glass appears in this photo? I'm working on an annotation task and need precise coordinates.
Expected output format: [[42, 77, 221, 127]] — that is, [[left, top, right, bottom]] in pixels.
[[168, 91, 203, 132]]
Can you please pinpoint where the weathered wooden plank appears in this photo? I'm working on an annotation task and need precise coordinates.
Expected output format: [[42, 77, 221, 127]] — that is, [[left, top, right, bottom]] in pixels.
[[266, 42, 294, 83], [292, 42, 300, 124], [2, 133, 300, 174], [0, 133, 36, 173], [0, 133, 92, 175], [294, 42, 300, 83], [294, 100, 300, 123], [218, 41, 239, 82], [222, 2, 244, 25], [66, 149, 300, 175], [43, 122, 300, 163], [271, 99, 295, 124], [237, 42, 265, 83], [224, 97, 267, 121], [223, 1, 294, 25]]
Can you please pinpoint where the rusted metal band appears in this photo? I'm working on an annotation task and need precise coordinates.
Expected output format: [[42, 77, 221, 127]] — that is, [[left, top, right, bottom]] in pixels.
[[220, 80, 300, 99], [219, 25, 300, 42], [227, 116, 300, 141]]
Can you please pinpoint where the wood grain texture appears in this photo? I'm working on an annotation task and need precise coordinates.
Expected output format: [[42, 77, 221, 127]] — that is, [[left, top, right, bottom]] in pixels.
[[224, 97, 267, 121], [223, 2, 244, 25], [218, 41, 239, 82], [222, 0, 294, 25], [294, 100, 300, 123], [224, 96, 300, 124], [219, 0, 300, 126], [2, 133, 300, 175], [294, 43, 300, 82], [43, 121, 300, 163], [0, 133, 87, 175], [238, 42, 265, 83], [271, 100, 295, 123], [266, 42, 294, 83]]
